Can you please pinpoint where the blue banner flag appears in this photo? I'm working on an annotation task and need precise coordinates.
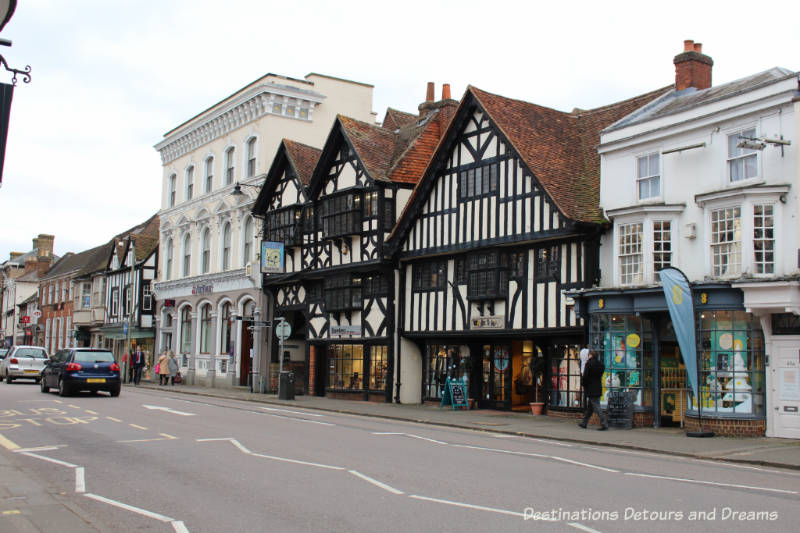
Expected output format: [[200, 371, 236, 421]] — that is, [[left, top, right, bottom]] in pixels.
[[659, 267, 699, 400]]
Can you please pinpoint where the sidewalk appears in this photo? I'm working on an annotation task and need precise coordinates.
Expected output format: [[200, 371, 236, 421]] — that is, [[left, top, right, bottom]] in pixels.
[[135, 381, 800, 470]]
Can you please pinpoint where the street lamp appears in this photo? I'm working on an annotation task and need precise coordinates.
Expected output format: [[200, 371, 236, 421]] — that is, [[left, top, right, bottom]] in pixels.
[[230, 181, 261, 197]]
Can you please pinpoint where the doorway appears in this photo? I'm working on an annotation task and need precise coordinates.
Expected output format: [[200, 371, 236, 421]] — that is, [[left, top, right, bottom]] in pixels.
[[239, 301, 254, 386], [479, 344, 511, 409], [659, 341, 687, 427]]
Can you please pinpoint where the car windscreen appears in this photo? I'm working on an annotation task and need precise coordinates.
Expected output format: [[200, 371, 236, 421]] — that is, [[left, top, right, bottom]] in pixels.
[[13, 348, 48, 358], [74, 351, 115, 363]]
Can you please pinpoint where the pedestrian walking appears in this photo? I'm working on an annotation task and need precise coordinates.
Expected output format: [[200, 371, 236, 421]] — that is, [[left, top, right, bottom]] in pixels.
[[157, 351, 169, 385], [579, 344, 590, 409], [132, 347, 145, 385], [579, 350, 608, 431], [167, 351, 180, 385]]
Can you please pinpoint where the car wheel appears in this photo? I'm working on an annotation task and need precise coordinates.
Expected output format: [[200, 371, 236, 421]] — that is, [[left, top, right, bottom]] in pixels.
[[40, 378, 50, 393], [110, 384, 121, 397], [58, 379, 70, 397], [5, 374, 12, 384]]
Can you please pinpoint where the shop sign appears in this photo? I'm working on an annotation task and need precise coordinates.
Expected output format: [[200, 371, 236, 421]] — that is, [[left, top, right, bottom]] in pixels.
[[771, 313, 800, 335], [330, 325, 361, 336], [261, 241, 285, 274], [20, 315, 30, 324], [470, 315, 504, 330], [192, 284, 213, 295]]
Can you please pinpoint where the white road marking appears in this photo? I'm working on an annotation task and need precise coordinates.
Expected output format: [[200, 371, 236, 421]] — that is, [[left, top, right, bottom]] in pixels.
[[493, 434, 573, 447], [106, 416, 122, 422], [372, 432, 404, 435], [259, 406, 325, 417], [171, 521, 190, 532], [129, 424, 148, 430], [406, 434, 447, 445], [263, 413, 334, 426], [409, 495, 526, 518], [568, 522, 603, 533], [197, 437, 345, 471], [451, 443, 549, 458], [68, 404, 80, 409], [19, 451, 78, 468], [85, 410, 98, 415], [348, 470, 404, 495], [625, 472, 798, 494], [75, 467, 85, 493], [84, 493, 176, 521], [691, 458, 800, 476], [551, 456, 619, 473], [143, 404, 196, 416]]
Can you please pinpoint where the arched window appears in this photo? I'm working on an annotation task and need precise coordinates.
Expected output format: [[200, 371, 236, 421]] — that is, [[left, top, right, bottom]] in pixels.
[[199, 304, 212, 353], [222, 223, 231, 270], [185, 166, 194, 201], [243, 216, 254, 265], [168, 174, 176, 207], [225, 147, 235, 185], [165, 238, 173, 280], [246, 138, 257, 177], [201, 229, 211, 273], [220, 302, 232, 355], [205, 156, 214, 193], [180, 307, 192, 353], [182, 234, 192, 277]]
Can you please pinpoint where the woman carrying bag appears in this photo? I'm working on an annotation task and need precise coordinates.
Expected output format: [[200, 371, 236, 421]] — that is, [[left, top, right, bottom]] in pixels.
[[168, 351, 181, 385]]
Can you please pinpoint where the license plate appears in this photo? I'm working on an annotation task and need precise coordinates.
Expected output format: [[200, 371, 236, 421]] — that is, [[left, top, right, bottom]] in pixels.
[[24, 370, 39, 374], [86, 378, 106, 383]]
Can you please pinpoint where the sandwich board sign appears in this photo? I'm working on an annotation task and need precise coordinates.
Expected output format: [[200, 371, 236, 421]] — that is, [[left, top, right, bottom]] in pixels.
[[440, 377, 469, 410]]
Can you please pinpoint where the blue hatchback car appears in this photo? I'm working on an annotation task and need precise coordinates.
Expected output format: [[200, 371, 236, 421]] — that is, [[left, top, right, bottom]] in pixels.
[[41, 348, 121, 397]]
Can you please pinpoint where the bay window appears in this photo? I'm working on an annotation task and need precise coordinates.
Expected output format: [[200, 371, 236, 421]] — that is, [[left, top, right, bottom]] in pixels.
[[710, 206, 742, 277], [321, 192, 361, 238]]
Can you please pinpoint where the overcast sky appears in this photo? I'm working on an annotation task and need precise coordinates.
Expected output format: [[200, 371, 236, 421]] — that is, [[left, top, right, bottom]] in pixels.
[[0, 0, 798, 260]]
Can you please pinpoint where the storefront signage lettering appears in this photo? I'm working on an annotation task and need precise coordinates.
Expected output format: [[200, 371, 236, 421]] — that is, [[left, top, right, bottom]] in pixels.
[[771, 313, 800, 335], [470, 315, 504, 330], [192, 284, 213, 295], [330, 325, 361, 336], [440, 377, 469, 410]]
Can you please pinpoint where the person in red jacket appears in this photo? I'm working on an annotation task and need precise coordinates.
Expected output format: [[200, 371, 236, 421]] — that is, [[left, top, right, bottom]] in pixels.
[[579, 350, 608, 431]]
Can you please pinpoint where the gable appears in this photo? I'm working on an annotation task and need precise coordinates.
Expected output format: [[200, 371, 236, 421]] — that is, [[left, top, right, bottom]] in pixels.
[[395, 100, 569, 256]]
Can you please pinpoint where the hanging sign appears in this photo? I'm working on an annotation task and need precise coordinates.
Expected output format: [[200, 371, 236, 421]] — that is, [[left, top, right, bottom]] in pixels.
[[261, 241, 285, 273], [440, 377, 470, 410]]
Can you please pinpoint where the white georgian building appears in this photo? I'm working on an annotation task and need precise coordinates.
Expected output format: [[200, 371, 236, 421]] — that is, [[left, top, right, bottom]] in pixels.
[[153, 73, 375, 389], [579, 40, 799, 437]]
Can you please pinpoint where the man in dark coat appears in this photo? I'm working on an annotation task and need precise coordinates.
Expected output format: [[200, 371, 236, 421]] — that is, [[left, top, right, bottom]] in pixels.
[[579, 350, 608, 430], [132, 347, 145, 385]]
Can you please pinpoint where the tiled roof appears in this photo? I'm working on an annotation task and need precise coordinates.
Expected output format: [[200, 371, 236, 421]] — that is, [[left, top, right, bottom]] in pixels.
[[382, 108, 417, 130], [470, 85, 671, 222], [283, 140, 322, 185], [338, 104, 455, 185], [112, 213, 160, 263], [606, 68, 796, 132]]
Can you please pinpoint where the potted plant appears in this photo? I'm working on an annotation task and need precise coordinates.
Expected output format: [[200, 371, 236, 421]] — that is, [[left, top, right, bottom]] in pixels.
[[529, 354, 546, 415]]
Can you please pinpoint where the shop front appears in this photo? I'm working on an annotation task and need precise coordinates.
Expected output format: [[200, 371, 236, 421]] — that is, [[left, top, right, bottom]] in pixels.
[[420, 337, 583, 413], [574, 284, 767, 436], [320, 340, 391, 402]]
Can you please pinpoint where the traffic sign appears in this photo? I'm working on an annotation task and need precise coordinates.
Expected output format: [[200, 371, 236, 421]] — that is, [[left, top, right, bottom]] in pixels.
[[275, 320, 291, 341], [33, 310, 42, 318]]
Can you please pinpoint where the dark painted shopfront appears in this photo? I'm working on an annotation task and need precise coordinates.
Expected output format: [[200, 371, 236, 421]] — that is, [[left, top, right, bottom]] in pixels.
[[571, 284, 766, 435]]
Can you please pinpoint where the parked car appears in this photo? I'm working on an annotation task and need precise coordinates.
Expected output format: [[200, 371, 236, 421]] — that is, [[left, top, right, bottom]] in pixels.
[[41, 348, 121, 397], [0, 345, 48, 383]]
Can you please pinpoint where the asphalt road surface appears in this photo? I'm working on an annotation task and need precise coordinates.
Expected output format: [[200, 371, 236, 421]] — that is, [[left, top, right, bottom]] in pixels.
[[1, 381, 798, 532]]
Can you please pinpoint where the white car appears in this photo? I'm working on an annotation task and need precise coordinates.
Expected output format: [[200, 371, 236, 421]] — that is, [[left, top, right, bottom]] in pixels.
[[0, 345, 49, 383]]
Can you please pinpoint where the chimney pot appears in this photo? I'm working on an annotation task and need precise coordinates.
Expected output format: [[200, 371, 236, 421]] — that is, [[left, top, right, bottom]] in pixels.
[[426, 82, 434, 102], [442, 83, 451, 100], [674, 39, 713, 91], [684, 39, 694, 52], [693, 42, 702, 53]]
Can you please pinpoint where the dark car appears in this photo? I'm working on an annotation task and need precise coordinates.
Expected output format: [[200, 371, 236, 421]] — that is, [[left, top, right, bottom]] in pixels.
[[41, 348, 121, 397]]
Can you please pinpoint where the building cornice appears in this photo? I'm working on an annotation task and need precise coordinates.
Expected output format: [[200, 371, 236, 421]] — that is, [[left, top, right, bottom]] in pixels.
[[694, 184, 790, 206], [605, 203, 686, 219], [154, 83, 324, 164]]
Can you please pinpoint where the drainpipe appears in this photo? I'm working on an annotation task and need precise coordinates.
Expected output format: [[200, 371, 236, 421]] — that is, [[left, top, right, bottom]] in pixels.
[[394, 266, 401, 403]]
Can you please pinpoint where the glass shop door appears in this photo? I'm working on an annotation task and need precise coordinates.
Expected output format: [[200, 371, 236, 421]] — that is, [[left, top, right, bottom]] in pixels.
[[480, 344, 511, 410]]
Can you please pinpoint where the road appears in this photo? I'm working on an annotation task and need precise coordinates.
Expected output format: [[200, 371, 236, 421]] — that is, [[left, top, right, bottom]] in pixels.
[[0, 381, 798, 532]]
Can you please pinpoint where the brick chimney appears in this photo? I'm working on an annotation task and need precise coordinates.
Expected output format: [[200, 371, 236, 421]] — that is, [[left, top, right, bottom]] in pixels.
[[674, 39, 713, 91], [442, 83, 451, 100], [36, 234, 55, 258], [425, 82, 435, 103]]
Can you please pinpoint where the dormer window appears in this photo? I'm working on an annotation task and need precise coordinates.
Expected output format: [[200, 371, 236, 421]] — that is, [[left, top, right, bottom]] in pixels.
[[728, 128, 758, 182], [321, 192, 361, 238]]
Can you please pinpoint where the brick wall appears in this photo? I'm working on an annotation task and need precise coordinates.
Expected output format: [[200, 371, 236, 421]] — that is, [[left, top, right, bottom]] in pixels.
[[308, 345, 317, 395], [685, 415, 765, 437]]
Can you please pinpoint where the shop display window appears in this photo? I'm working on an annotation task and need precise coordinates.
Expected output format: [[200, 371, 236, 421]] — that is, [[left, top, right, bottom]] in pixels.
[[423, 344, 471, 399], [590, 314, 654, 408], [369, 346, 388, 391], [548, 345, 582, 409], [694, 310, 764, 416], [328, 344, 364, 390]]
